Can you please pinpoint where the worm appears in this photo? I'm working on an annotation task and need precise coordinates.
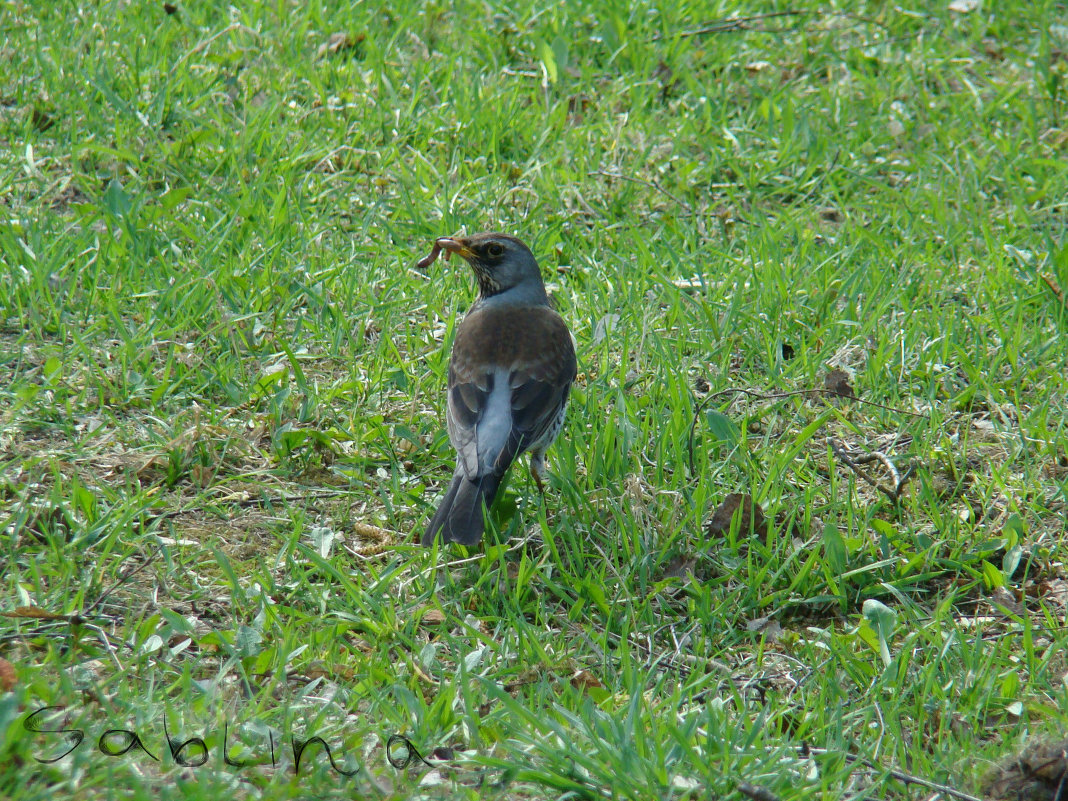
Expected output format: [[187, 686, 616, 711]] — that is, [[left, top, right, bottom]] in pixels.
[[415, 242, 442, 270], [415, 238, 456, 270]]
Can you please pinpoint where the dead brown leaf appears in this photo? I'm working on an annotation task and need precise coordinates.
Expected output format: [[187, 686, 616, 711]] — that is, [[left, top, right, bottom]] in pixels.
[[317, 32, 366, 59], [190, 463, 215, 488], [567, 94, 591, 118], [31, 107, 55, 132], [419, 607, 446, 626], [653, 60, 678, 100], [1, 606, 72, 621], [136, 454, 170, 483], [23, 504, 75, 540], [745, 616, 783, 641], [1041, 272, 1066, 311], [662, 554, 696, 579], [305, 662, 355, 682], [989, 586, 1026, 618], [503, 667, 543, 693], [1036, 579, 1068, 611], [982, 738, 1068, 800], [411, 661, 435, 686], [707, 493, 767, 539], [570, 669, 603, 691], [823, 368, 856, 399], [0, 657, 16, 691]]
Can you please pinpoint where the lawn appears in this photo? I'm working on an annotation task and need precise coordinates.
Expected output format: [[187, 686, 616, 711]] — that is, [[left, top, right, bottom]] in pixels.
[[1, 0, 1067, 798]]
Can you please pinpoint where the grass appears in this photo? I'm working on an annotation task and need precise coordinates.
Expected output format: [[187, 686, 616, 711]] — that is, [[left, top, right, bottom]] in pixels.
[[1, 0, 1067, 798]]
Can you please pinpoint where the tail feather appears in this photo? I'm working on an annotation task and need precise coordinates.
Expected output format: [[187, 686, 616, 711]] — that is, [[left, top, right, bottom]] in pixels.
[[422, 471, 503, 546]]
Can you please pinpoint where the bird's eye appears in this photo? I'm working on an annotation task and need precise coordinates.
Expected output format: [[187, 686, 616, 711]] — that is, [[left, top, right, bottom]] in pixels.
[[485, 242, 505, 258]]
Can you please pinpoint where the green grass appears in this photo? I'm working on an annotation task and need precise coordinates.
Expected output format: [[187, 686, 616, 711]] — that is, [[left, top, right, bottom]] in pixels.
[[2, 0, 1067, 798]]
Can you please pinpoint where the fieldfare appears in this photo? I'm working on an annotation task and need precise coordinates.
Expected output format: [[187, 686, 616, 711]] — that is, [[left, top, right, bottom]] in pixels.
[[419, 232, 576, 547]]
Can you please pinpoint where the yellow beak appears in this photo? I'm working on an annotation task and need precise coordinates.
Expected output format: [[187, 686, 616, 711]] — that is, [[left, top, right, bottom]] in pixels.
[[435, 237, 475, 261]]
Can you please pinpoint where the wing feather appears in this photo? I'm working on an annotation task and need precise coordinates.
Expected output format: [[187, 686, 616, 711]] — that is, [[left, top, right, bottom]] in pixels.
[[446, 305, 576, 480]]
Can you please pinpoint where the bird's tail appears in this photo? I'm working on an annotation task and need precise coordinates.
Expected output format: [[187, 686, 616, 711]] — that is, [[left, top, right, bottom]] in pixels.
[[421, 471, 502, 547]]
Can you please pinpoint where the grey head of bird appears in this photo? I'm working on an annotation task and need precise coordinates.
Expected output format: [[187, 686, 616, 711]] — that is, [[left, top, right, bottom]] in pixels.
[[435, 232, 549, 304]]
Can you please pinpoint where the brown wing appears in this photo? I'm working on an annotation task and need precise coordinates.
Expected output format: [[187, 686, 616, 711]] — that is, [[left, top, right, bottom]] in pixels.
[[447, 305, 576, 478]]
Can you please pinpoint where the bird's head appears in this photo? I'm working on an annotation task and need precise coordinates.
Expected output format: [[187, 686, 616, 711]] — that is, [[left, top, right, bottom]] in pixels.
[[434, 232, 546, 300]]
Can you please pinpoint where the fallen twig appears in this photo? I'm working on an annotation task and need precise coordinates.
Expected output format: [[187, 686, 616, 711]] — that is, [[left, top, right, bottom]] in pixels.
[[737, 782, 782, 801], [828, 438, 915, 502], [686, 386, 928, 478], [590, 170, 694, 214], [1041, 272, 1067, 311], [667, 10, 812, 39], [804, 746, 984, 801], [149, 487, 354, 521], [82, 548, 159, 617]]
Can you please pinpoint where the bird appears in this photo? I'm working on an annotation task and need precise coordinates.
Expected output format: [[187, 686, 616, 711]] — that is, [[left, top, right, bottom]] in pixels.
[[420, 232, 577, 547]]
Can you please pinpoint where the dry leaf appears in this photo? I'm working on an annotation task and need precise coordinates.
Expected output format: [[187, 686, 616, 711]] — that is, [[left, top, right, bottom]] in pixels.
[[982, 38, 1004, 60], [411, 662, 436, 685], [31, 107, 55, 131], [136, 454, 169, 482], [2, 606, 70, 620], [707, 494, 767, 539], [0, 657, 16, 691], [653, 60, 678, 99], [306, 662, 355, 681], [1038, 579, 1068, 610], [420, 608, 446, 626], [567, 94, 591, 116], [982, 738, 1068, 800], [317, 32, 366, 59], [990, 586, 1025, 617], [745, 616, 783, 641], [663, 555, 696, 579], [570, 669, 603, 691], [823, 368, 856, 399], [190, 463, 214, 487]]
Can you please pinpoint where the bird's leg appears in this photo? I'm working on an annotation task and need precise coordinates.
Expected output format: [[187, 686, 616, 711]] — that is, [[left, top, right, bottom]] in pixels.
[[530, 450, 547, 494]]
